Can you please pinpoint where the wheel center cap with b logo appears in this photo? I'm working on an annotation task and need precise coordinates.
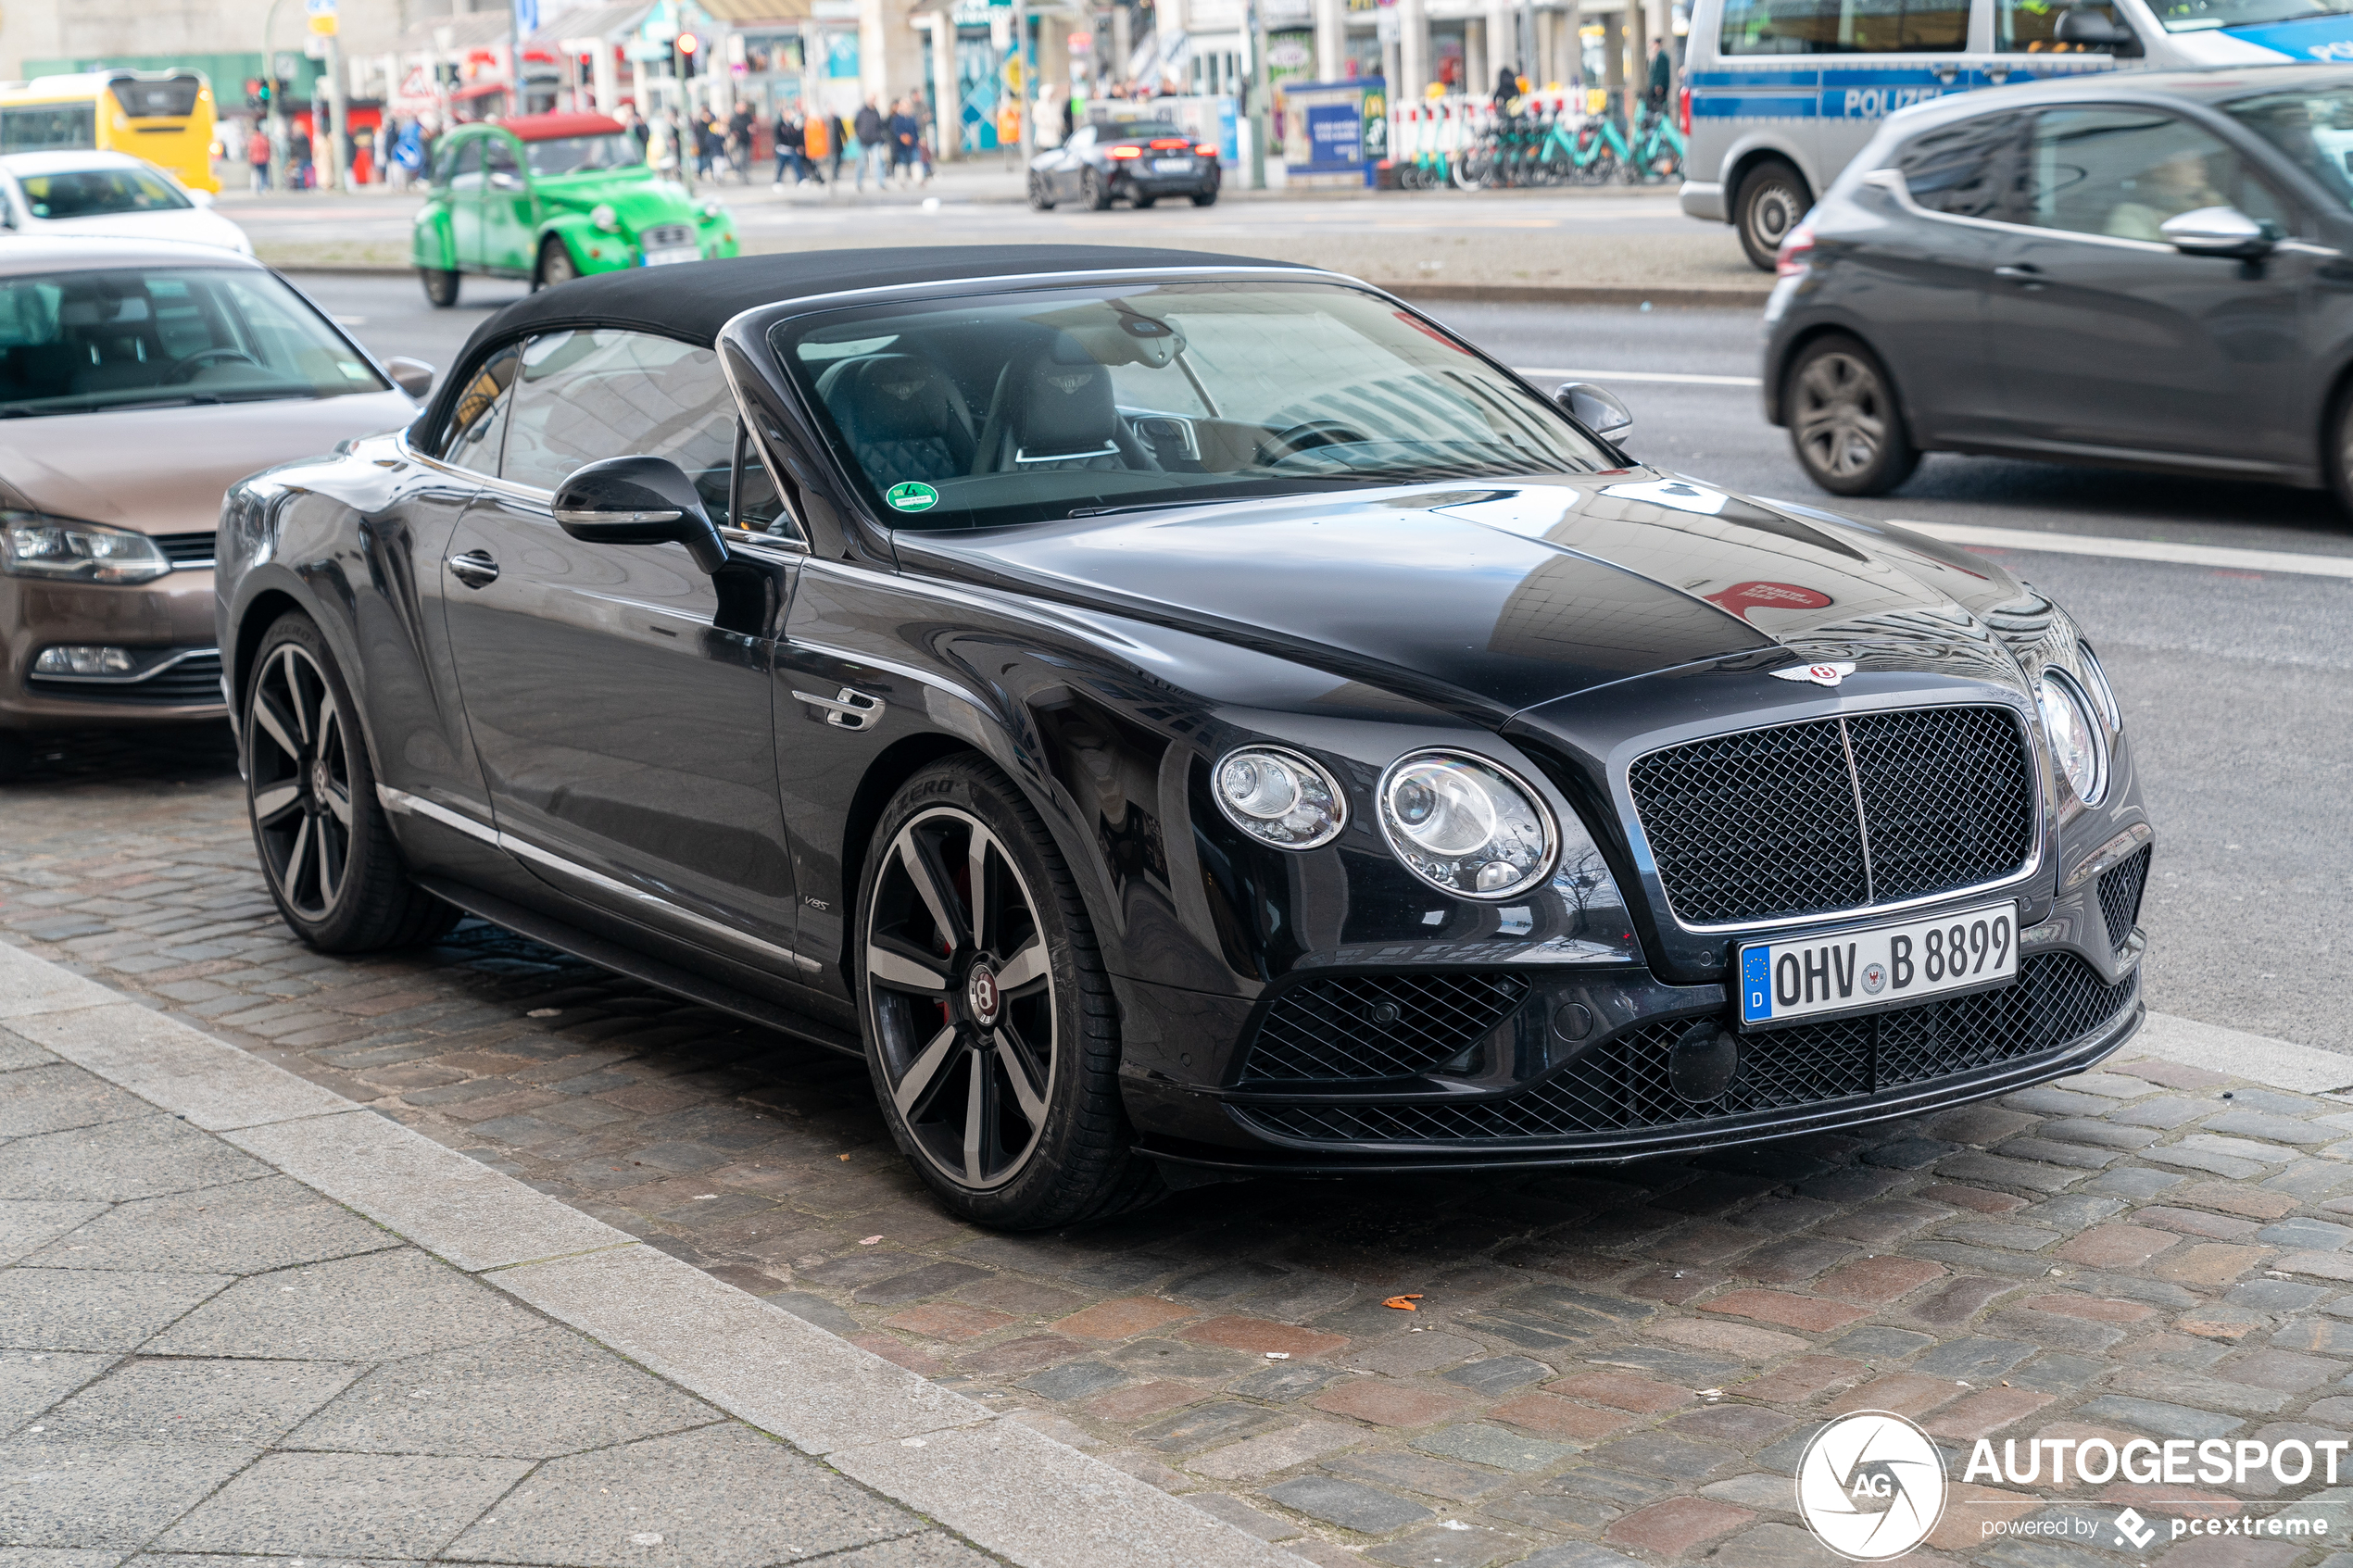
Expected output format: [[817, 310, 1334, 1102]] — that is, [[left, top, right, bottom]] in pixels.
[[965, 962, 1001, 1028], [309, 759, 330, 799]]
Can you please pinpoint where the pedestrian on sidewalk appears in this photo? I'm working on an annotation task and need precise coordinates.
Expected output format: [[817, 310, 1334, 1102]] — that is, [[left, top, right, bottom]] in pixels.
[[804, 109, 834, 188], [854, 96, 887, 190], [1647, 37, 1674, 110], [622, 103, 649, 157], [888, 97, 920, 186], [773, 106, 807, 187], [728, 98, 756, 184], [245, 124, 271, 194]]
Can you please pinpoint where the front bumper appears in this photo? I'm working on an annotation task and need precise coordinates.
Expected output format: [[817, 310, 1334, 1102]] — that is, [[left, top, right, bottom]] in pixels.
[[1, 569, 225, 732], [1119, 870, 2148, 1176], [1680, 179, 1727, 222]]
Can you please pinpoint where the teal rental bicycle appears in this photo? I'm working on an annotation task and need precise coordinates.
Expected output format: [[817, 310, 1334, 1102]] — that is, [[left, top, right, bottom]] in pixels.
[[1622, 98, 1686, 184]]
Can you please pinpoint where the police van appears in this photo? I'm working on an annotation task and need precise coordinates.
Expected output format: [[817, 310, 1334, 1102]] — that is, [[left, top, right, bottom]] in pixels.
[[1681, 0, 2353, 268]]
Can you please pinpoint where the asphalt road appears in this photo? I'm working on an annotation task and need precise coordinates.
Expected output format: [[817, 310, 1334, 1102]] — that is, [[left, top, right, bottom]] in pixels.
[[294, 273, 2353, 1054]]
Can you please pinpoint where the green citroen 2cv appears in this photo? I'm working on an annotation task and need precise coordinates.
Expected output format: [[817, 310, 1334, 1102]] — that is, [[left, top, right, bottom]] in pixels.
[[411, 112, 737, 307]]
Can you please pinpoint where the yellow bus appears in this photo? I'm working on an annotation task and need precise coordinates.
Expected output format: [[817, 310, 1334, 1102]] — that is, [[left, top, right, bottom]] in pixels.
[[0, 71, 220, 193]]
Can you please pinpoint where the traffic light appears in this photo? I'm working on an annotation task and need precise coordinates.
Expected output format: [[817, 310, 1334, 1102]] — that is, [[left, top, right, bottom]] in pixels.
[[676, 32, 698, 76]]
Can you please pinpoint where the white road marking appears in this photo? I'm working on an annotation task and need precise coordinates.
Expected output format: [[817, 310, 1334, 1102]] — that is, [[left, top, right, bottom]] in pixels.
[[1895, 521, 2353, 581], [1514, 367, 1763, 386]]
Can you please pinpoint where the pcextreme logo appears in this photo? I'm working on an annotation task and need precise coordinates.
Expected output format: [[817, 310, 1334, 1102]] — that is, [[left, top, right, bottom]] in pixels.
[[1796, 1411, 1948, 1561]]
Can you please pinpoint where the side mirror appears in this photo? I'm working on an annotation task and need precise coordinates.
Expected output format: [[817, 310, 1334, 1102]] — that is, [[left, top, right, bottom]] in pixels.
[[383, 356, 434, 398], [2055, 5, 2138, 49], [1556, 381, 1634, 442], [552, 455, 729, 574], [2159, 205, 2276, 258], [187, 188, 216, 208]]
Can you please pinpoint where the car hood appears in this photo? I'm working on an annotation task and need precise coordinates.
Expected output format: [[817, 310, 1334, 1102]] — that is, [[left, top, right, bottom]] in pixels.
[[537, 171, 689, 229], [0, 390, 418, 533], [22, 207, 250, 253], [900, 473, 2032, 721]]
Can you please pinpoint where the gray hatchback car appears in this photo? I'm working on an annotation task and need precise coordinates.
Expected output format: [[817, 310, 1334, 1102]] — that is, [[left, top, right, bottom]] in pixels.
[[1762, 64, 2353, 509]]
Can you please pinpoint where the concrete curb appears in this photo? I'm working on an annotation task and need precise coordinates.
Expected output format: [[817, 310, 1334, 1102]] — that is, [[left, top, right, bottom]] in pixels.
[[264, 261, 1772, 308], [0, 937, 1302, 1568]]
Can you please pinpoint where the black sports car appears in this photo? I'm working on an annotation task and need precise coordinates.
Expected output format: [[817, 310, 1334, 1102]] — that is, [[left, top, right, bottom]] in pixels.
[[215, 245, 2153, 1230], [1028, 122, 1220, 211]]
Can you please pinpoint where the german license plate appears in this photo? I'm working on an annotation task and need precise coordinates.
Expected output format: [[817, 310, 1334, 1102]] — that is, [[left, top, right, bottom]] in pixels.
[[642, 246, 699, 268], [1153, 157, 1194, 173], [1738, 901, 2017, 1030]]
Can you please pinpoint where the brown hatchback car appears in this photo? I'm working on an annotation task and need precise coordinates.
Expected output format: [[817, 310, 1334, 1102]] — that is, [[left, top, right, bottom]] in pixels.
[[0, 236, 425, 774]]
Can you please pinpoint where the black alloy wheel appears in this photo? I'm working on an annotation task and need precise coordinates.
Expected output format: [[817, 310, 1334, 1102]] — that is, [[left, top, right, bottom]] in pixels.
[[420, 267, 459, 307], [1134, 194, 1157, 209], [1786, 333, 1919, 497], [244, 613, 459, 952], [535, 236, 579, 291], [1027, 170, 1056, 210], [1735, 158, 1809, 272], [2328, 384, 2353, 519], [1082, 168, 1114, 210], [857, 758, 1159, 1228]]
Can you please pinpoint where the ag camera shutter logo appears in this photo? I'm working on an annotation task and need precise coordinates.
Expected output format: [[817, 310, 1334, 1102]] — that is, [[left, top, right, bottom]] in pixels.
[[1796, 1411, 1948, 1560]]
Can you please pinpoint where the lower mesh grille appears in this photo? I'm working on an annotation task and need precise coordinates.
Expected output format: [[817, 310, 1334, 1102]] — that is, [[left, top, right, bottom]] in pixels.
[[1240, 972, 1530, 1083], [1239, 952, 2134, 1146], [2097, 847, 2150, 952]]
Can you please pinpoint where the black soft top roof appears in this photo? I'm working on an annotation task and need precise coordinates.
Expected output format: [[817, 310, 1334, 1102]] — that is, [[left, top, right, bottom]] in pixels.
[[422, 245, 1316, 440]]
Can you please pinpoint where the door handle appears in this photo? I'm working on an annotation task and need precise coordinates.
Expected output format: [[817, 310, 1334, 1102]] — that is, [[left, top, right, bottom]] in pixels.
[[791, 684, 886, 730], [1993, 264, 2045, 286], [1934, 66, 1959, 85], [446, 550, 500, 588]]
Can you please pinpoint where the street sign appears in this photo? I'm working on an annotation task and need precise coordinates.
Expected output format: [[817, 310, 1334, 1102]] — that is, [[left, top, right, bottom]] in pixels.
[[306, 0, 337, 34], [1068, 30, 1093, 50]]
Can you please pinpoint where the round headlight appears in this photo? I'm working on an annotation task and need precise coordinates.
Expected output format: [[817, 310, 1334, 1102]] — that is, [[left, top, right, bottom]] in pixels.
[[1212, 746, 1345, 849], [1378, 751, 1557, 900], [2036, 673, 2105, 805], [2078, 641, 2121, 732], [590, 203, 619, 232], [698, 198, 724, 220]]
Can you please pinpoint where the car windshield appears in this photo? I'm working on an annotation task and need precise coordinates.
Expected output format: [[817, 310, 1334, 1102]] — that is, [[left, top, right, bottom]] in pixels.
[[19, 166, 189, 218], [523, 133, 643, 176], [2144, 0, 2353, 30], [2223, 84, 2353, 203], [0, 266, 386, 418], [770, 281, 1610, 532]]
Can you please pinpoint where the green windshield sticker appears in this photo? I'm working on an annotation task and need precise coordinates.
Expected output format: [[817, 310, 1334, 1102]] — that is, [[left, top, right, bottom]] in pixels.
[[885, 482, 938, 512]]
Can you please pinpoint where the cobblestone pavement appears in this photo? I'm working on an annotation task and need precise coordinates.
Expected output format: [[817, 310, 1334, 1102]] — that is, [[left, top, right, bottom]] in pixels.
[[13, 733, 2353, 1568], [0, 1010, 992, 1567]]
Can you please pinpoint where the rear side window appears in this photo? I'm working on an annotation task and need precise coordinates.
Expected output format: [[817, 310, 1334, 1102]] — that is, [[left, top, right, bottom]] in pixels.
[[2022, 107, 2290, 241], [442, 345, 518, 474], [1893, 112, 2029, 218], [0, 104, 95, 154], [498, 329, 736, 512], [1720, 0, 1969, 54]]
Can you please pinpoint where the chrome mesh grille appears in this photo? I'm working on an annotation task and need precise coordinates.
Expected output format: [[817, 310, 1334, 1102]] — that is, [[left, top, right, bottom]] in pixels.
[[2097, 847, 2151, 952], [1239, 953, 2133, 1146], [1627, 705, 2034, 926], [1239, 972, 1530, 1083]]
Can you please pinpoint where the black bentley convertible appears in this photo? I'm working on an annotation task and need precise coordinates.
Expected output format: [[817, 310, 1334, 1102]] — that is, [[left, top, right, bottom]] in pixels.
[[216, 246, 2152, 1228]]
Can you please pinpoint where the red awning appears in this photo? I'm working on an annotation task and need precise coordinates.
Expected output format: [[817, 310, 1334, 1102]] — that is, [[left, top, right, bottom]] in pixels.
[[497, 109, 627, 140]]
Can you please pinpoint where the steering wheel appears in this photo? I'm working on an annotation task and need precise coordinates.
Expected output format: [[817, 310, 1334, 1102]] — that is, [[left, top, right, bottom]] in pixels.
[[165, 347, 262, 383], [1259, 419, 1370, 463]]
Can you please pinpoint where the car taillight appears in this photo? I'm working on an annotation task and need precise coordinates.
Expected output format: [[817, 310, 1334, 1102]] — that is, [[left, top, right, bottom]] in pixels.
[[1108, 144, 1142, 159], [1678, 84, 1692, 136], [1149, 138, 1189, 149], [1196, 144, 1218, 157], [1777, 222, 1815, 280]]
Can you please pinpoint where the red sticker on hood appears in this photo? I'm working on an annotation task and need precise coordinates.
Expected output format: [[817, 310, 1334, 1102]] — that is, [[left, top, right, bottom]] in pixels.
[[1706, 580, 1833, 619]]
